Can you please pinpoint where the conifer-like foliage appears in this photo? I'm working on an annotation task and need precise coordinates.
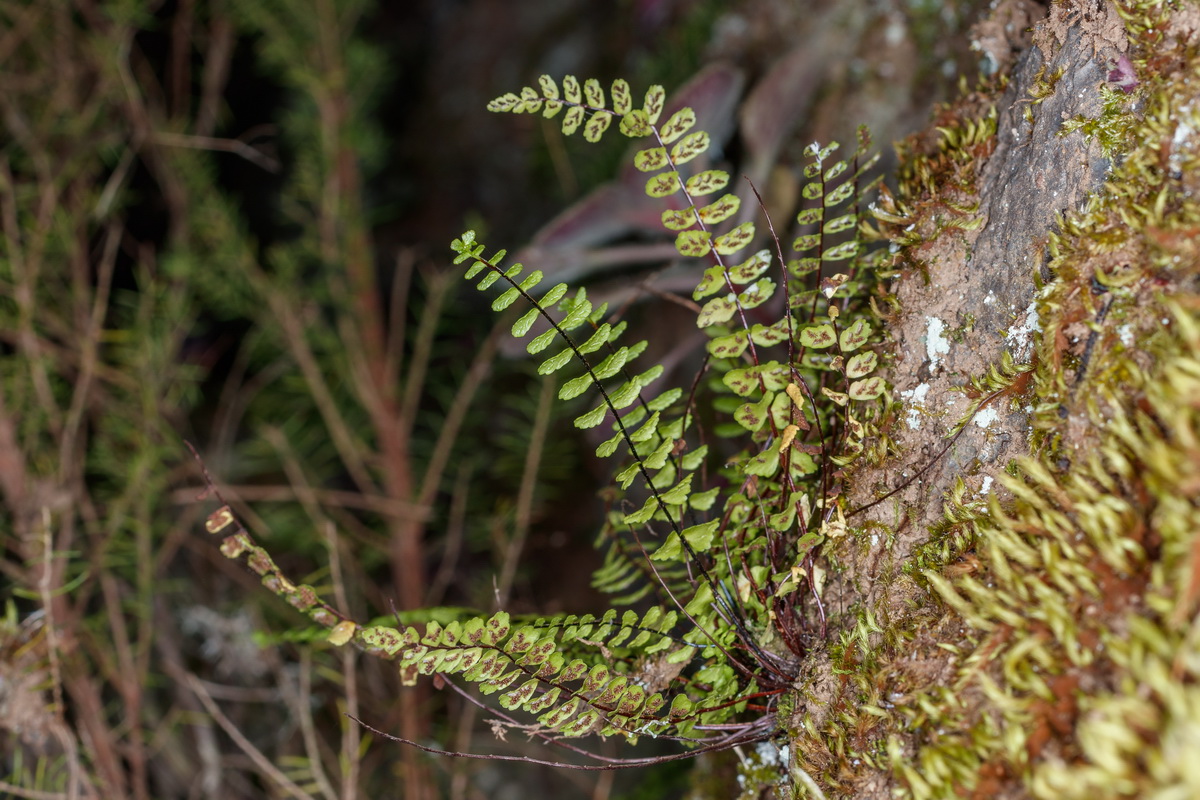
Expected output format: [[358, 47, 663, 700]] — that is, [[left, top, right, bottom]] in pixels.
[[206, 73, 887, 765]]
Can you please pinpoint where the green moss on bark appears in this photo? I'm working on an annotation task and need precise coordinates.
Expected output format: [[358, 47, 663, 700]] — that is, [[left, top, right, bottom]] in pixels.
[[782, 3, 1200, 798]]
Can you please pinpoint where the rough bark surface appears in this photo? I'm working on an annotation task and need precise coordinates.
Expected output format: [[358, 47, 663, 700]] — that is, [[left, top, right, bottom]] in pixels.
[[847, 23, 1110, 593]]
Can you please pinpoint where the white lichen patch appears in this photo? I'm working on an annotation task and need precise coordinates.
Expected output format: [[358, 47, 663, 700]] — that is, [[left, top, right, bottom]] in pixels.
[[1006, 300, 1041, 360], [973, 406, 999, 428], [926, 317, 950, 370], [979, 475, 993, 497], [756, 740, 785, 767], [736, 740, 791, 800], [1118, 324, 1133, 346], [900, 383, 930, 430]]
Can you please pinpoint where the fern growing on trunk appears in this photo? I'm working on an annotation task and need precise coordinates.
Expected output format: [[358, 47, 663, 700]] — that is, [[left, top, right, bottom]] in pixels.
[[202, 72, 887, 766]]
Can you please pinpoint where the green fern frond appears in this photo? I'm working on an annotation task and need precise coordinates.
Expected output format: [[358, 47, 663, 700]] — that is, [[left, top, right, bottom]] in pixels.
[[489, 75, 664, 143], [356, 606, 714, 740]]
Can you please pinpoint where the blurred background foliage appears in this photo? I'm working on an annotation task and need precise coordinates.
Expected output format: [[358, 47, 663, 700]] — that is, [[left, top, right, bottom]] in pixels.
[[0, 0, 986, 797]]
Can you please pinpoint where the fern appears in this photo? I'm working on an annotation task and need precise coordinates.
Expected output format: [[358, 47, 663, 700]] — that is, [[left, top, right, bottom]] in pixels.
[[446, 73, 888, 751], [203, 72, 890, 764]]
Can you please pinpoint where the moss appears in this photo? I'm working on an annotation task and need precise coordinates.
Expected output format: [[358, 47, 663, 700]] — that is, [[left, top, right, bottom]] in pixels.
[[915, 20, 1195, 800], [1059, 83, 1141, 160], [1022, 63, 1067, 126], [872, 90, 998, 251], [781, 5, 1200, 798], [944, 312, 977, 344], [899, 290, 1200, 798]]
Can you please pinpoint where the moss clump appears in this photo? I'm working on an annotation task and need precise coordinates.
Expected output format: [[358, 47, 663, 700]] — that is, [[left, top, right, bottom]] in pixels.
[[1058, 82, 1141, 160], [914, 299, 1200, 797], [872, 90, 999, 252], [783, 4, 1200, 798], [895, 15, 1200, 800]]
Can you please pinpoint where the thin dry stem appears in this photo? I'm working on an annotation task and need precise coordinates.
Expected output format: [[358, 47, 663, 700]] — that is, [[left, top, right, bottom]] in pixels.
[[150, 130, 279, 173], [264, 291, 378, 494], [185, 673, 320, 800], [297, 648, 340, 800], [325, 522, 361, 800], [495, 375, 555, 603]]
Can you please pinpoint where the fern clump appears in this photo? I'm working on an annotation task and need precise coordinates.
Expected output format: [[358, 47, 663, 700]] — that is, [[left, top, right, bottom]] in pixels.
[[205, 72, 889, 765], [447, 75, 889, 749]]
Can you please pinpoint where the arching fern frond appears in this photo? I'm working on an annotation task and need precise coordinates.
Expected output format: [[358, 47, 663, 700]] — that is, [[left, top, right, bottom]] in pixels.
[[488, 75, 663, 142]]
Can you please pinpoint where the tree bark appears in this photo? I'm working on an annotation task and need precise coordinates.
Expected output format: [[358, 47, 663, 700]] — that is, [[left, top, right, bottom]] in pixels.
[[779, 2, 1200, 798]]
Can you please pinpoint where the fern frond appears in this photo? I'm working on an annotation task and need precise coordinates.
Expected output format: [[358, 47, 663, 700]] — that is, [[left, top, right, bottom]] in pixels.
[[489, 75, 665, 143], [357, 606, 716, 741]]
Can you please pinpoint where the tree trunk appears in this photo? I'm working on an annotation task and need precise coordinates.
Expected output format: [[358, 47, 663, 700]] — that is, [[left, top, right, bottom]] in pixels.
[[776, 2, 1200, 798]]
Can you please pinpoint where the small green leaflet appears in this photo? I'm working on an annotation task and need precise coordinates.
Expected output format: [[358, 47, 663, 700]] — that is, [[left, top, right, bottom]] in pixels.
[[824, 181, 855, 207], [713, 222, 755, 255], [707, 331, 748, 358], [662, 208, 700, 230], [584, 113, 612, 142], [728, 250, 771, 283], [620, 109, 651, 137], [538, 348, 573, 375], [693, 266, 726, 300], [742, 450, 779, 477], [799, 324, 836, 349], [698, 194, 740, 225], [659, 107, 696, 144], [635, 147, 668, 172], [697, 294, 737, 327], [675, 230, 712, 257], [611, 79, 631, 114], [563, 75, 581, 103], [849, 376, 885, 400], [646, 173, 680, 197], [527, 327, 557, 354], [822, 240, 859, 261], [734, 394, 771, 432], [838, 318, 872, 351], [684, 170, 728, 196], [651, 520, 719, 561], [562, 106, 584, 135], [577, 323, 612, 354], [643, 85, 665, 124], [846, 351, 877, 378], [670, 131, 709, 164], [583, 78, 604, 107], [559, 372, 593, 401], [575, 403, 607, 428], [512, 308, 539, 337]]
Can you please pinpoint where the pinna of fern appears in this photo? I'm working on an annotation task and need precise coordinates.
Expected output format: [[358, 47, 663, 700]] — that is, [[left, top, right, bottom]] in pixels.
[[202, 72, 890, 771]]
